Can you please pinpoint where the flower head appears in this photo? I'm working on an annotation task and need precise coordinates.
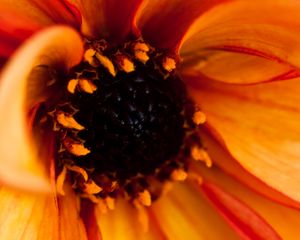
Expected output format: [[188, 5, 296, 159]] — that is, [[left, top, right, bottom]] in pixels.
[[0, 0, 300, 239]]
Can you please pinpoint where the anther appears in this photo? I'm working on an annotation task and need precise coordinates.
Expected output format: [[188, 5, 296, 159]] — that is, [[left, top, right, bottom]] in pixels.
[[95, 53, 116, 76], [171, 169, 188, 181], [83, 180, 103, 194], [84, 48, 99, 67], [67, 79, 79, 94], [115, 54, 135, 73], [78, 79, 97, 94], [56, 111, 84, 130], [191, 146, 212, 167], [162, 57, 176, 72], [65, 164, 88, 181], [137, 190, 152, 206], [63, 138, 90, 156], [193, 111, 206, 125], [133, 42, 150, 63]]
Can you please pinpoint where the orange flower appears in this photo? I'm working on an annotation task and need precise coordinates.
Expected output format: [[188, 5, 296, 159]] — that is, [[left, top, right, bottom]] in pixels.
[[0, 0, 300, 239]]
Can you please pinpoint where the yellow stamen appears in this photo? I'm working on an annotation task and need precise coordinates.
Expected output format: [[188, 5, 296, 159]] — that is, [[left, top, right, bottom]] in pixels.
[[67, 79, 79, 93], [63, 138, 90, 156], [171, 169, 188, 181], [84, 48, 99, 67], [105, 197, 115, 210], [56, 166, 67, 195], [138, 189, 151, 206], [133, 42, 150, 52], [83, 180, 102, 194], [56, 112, 84, 130], [193, 111, 206, 125], [133, 42, 150, 63], [191, 146, 212, 167], [78, 79, 97, 94], [162, 57, 176, 72], [65, 164, 88, 181], [115, 55, 135, 72], [95, 53, 116, 76]]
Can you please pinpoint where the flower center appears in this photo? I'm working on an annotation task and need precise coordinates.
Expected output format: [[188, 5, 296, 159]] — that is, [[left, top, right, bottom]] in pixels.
[[40, 39, 207, 206]]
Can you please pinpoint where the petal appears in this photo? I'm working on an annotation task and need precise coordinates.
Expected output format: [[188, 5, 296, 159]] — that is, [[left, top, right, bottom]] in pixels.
[[200, 181, 281, 240], [0, 186, 59, 240], [0, 0, 81, 27], [194, 164, 300, 240], [58, 185, 88, 240], [95, 199, 164, 240], [187, 76, 300, 203], [199, 128, 300, 209], [150, 182, 240, 240], [0, 7, 42, 59], [69, 0, 143, 43], [0, 26, 83, 191], [180, 0, 300, 84], [136, 0, 229, 51]]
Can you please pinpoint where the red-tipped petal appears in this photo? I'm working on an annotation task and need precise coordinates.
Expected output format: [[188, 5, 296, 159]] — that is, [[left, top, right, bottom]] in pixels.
[[200, 181, 281, 240], [136, 0, 230, 51], [69, 0, 143, 43], [193, 164, 300, 240], [180, 0, 300, 84], [187, 76, 300, 203]]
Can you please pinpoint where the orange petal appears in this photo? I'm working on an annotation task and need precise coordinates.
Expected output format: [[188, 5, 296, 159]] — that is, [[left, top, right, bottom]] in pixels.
[[200, 181, 281, 240], [150, 182, 239, 240], [180, 0, 300, 84], [58, 185, 88, 240], [0, 26, 83, 191], [194, 164, 300, 240], [0, 186, 59, 239], [69, 0, 143, 43], [199, 129, 300, 209], [0, 0, 80, 28], [0, 7, 42, 59], [136, 0, 230, 51], [95, 199, 165, 240], [187, 76, 300, 203]]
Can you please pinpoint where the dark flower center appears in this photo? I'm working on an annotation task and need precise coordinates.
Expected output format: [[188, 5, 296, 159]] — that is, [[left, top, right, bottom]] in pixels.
[[39, 39, 204, 205]]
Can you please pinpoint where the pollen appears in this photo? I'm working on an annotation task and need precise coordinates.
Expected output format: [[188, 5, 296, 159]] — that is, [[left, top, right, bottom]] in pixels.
[[137, 190, 152, 206], [67, 79, 79, 93], [191, 146, 212, 167], [78, 79, 97, 94], [193, 111, 206, 125], [83, 180, 103, 195], [115, 54, 135, 73], [63, 138, 90, 156], [171, 169, 188, 181], [95, 52, 116, 76]]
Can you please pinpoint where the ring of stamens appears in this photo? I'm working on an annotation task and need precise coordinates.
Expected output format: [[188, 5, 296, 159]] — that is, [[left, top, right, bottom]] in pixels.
[[38, 38, 209, 206]]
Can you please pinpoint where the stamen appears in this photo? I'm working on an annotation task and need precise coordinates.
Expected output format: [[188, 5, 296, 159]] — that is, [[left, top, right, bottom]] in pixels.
[[95, 52, 116, 76], [193, 111, 206, 125], [63, 138, 90, 156], [65, 164, 88, 181], [171, 168, 188, 181], [133, 42, 150, 63], [78, 79, 97, 94], [56, 165, 67, 195], [191, 146, 212, 167], [84, 48, 99, 67], [115, 54, 135, 73], [56, 111, 84, 130], [83, 180, 103, 194], [67, 79, 79, 94], [137, 190, 152, 206], [162, 57, 176, 72]]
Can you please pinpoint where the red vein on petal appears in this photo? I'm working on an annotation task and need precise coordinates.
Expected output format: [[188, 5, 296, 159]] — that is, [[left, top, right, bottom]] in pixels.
[[200, 181, 282, 240], [202, 124, 300, 210]]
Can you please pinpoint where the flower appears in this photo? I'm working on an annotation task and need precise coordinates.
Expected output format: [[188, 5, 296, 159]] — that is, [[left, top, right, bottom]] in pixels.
[[0, 0, 300, 239]]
